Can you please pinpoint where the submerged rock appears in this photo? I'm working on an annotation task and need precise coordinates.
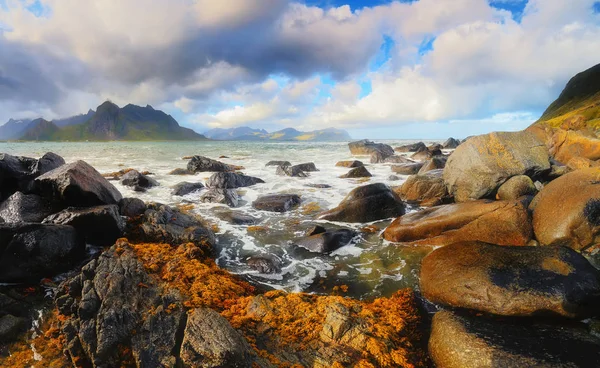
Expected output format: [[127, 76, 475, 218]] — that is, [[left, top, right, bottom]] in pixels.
[[168, 168, 194, 175], [206, 172, 264, 189], [214, 210, 259, 225], [294, 162, 319, 172], [335, 160, 364, 168], [246, 255, 282, 274], [0, 191, 54, 223], [187, 155, 240, 173], [294, 229, 357, 253], [266, 160, 291, 167], [120, 169, 159, 190], [319, 183, 405, 223], [340, 166, 372, 178], [420, 242, 600, 318], [252, 194, 301, 212], [172, 181, 204, 196], [200, 188, 240, 207]]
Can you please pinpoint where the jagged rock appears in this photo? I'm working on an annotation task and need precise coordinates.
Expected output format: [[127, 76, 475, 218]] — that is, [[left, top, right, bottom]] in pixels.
[[168, 168, 194, 175], [442, 137, 460, 149], [187, 156, 240, 173], [0, 191, 54, 223], [443, 131, 550, 202], [43, 205, 125, 247], [252, 194, 301, 212], [276, 165, 308, 177], [0, 314, 27, 343], [0, 223, 84, 282], [395, 169, 448, 206], [266, 160, 292, 167], [172, 182, 205, 196], [496, 175, 537, 200], [391, 163, 424, 175], [420, 242, 600, 318], [35, 160, 122, 207], [200, 189, 240, 207], [429, 310, 600, 368], [319, 183, 405, 223], [395, 142, 426, 152], [121, 169, 159, 190], [294, 163, 319, 172], [418, 156, 446, 174], [206, 172, 264, 189], [335, 160, 364, 168], [294, 229, 357, 253], [383, 199, 532, 246], [118, 197, 147, 218], [348, 140, 394, 158], [340, 166, 371, 178]]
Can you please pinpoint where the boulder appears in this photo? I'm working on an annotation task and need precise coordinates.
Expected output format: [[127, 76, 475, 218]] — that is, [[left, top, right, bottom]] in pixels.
[[394, 142, 426, 152], [43, 205, 125, 247], [391, 163, 424, 175], [0, 153, 37, 199], [31, 152, 66, 176], [410, 149, 439, 162], [266, 160, 291, 167], [276, 165, 307, 177], [246, 255, 282, 274], [429, 310, 600, 368], [420, 242, 600, 318], [549, 129, 600, 163], [418, 156, 446, 174], [496, 175, 537, 200], [319, 183, 405, 223], [383, 199, 532, 246], [335, 160, 364, 168], [168, 168, 194, 175], [214, 210, 260, 225], [181, 308, 254, 368], [120, 169, 159, 190], [383, 155, 415, 164], [294, 163, 318, 172], [172, 181, 205, 196], [0, 223, 84, 282], [294, 229, 357, 253], [567, 156, 600, 170], [348, 140, 394, 158], [0, 314, 27, 343], [442, 137, 460, 149], [443, 131, 550, 202], [252, 194, 301, 213], [35, 160, 122, 207], [531, 168, 600, 251], [340, 166, 372, 178], [395, 169, 448, 206], [0, 191, 54, 223], [206, 172, 264, 189], [187, 155, 240, 173], [200, 188, 240, 207], [118, 197, 147, 218]]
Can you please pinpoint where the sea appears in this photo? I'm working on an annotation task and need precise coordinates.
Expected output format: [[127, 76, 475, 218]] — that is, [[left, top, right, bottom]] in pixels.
[[1, 139, 444, 300]]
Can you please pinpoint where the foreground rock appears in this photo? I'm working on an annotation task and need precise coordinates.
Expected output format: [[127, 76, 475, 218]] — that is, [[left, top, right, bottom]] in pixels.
[[383, 199, 532, 246], [118, 197, 146, 218], [443, 131, 550, 202], [294, 229, 357, 253], [171, 181, 204, 196], [35, 160, 122, 207], [0, 152, 65, 200], [429, 310, 600, 368], [43, 205, 125, 246], [206, 172, 264, 189], [340, 166, 371, 178], [335, 160, 363, 168], [0, 191, 54, 223], [420, 242, 600, 318], [532, 167, 600, 251], [187, 155, 241, 173], [320, 183, 405, 223], [496, 175, 537, 200], [120, 169, 159, 191], [252, 194, 301, 212], [200, 188, 240, 207], [0, 223, 84, 282], [395, 169, 448, 206], [348, 139, 394, 158]]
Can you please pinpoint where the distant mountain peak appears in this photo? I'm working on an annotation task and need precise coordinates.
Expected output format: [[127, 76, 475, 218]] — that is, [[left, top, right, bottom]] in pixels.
[[204, 126, 351, 141]]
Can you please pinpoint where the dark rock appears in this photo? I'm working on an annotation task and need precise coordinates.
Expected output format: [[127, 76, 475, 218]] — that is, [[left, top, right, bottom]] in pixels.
[[172, 181, 205, 196], [319, 183, 405, 223], [206, 172, 264, 189], [0, 314, 27, 342], [496, 175, 537, 200], [121, 169, 159, 189], [391, 163, 424, 175], [429, 310, 600, 368], [442, 137, 460, 149], [306, 225, 326, 236], [247, 255, 282, 274], [348, 140, 394, 158], [383, 199, 532, 246], [294, 163, 318, 172], [266, 160, 291, 167], [410, 148, 439, 162], [304, 184, 332, 189], [418, 156, 446, 174], [0, 191, 54, 223], [420, 242, 600, 318], [35, 160, 123, 207], [340, 166, 372, 178], [394, 142, 426, 152], [168, 168, 194, 175], [0, 153, 37, 199], [118, 197, 146, 218], [294, 229, 357, 253], [0, 223, 84, 282], [395, 169, 448, 206], [276, 165, 308, 177], [214, 210, 260, 225], [43, 205, 125, 247], [253, 194, 301, 213], [388, 175, 400, 181], [443, 131, 550, 202], [428, 143, 444, 151], [181, 308, 254, 368], [200, 189, 240, 207], [187, 155, 239, 173], [335, 160, 363, 168]]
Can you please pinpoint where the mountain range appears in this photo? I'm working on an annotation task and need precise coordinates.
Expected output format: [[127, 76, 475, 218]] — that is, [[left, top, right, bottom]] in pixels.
[[203, 126, 351, 141]]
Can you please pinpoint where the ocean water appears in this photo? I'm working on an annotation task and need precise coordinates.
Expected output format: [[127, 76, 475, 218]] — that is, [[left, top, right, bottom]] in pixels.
[[1, 140, 443, 300]]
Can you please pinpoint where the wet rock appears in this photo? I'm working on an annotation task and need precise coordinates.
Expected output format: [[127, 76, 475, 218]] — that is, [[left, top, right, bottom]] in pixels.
[[276, 165, 308, 177], [395, 169, 448, 206], [319, 183, 405, 223], [130, 203, 216, 246], [306, 225, 327, 236], [496, 175, 537, 200], [348, 139, 394, 158], [418, 156, 446, 174], [0, 153, 37, 199], [0, 314, 27, 342], [383, 155, 415, 164], [118, 197, 146, 218], [214, 210, 260, 225], [0, 223, 84, 282], [429, 310, 600, 368], [420, 242, 600, 318], [172, 181, 205, 196], [294, 229, 357, 253], [181, 308, 254, 368], [391, 163, 424, 175], [388, 175, 401, 181], [121, 169, 159, 190], [252, 194, 301, 212], [304, 183, 332, 189], [383, 199, 532, 246], [206, 172, 264, 189], [35, 160, 123, 207], [187, 155, 240, 173], [443, 131, 551, 202], [266, 160, 292, 167], [200, 188, 240, 207], [0, 191, 54, 223], [340, 166, 372, 178], [335, 160, 364, 168], [395, 142, 426, 152], [532, 168, 600, 251], [294, 162, 319, 172], [43, 205, 125, 247], [442, 137, 460, 149], [168, 168, 194, 175], [246, 255, 282, 274]]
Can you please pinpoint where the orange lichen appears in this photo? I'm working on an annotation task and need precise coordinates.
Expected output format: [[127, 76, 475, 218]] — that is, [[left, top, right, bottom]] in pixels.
[[247, 226, 267, 232], [301, 202, 322, 215]]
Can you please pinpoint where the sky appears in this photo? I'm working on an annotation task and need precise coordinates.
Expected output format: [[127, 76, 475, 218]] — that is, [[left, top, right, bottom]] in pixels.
[[0, 0, 599, 139]]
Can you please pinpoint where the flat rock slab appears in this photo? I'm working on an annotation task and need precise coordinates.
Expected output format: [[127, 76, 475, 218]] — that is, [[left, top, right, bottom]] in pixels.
[[252, 194, 301, 212]]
